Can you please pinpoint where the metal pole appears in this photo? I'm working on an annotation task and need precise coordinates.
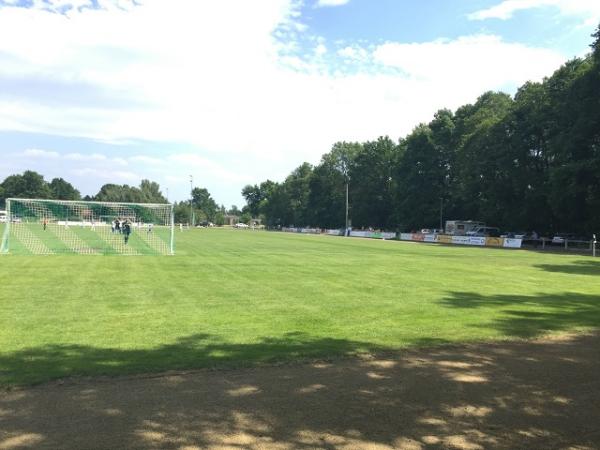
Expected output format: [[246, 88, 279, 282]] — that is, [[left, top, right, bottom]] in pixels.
[[345, 181, 349, 236], [0, 199, 10, 253], [189, 175, 193, 227], [170, 204, 175, 255], [439, 197, 443, 231], [593, 234, 597, 257]]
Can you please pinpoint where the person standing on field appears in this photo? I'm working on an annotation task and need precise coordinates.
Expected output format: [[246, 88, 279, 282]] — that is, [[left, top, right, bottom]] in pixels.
[[42, 217, 48, 231], [123, 220, 131, 244]]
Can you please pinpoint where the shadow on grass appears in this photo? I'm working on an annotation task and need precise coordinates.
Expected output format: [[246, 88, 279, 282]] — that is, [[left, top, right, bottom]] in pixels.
[[1, 333, 599, 449], [535, 260, 600, 276], [440, 291, 600, 338], [0, 333, 393, 387]]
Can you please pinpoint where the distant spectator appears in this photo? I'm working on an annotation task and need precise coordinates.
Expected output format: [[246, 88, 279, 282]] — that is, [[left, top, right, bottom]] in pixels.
[[531, 230, 539, 248]]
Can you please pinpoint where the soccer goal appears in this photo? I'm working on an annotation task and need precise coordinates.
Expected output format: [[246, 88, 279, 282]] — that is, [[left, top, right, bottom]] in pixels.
[[0, 199, 174, 255]]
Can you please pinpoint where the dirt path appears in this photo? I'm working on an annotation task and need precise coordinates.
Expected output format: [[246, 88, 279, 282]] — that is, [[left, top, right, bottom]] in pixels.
[[1, 333, 599, 450]]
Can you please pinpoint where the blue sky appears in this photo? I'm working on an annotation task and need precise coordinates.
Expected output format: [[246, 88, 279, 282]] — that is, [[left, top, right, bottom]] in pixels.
[[0, 0, 598, 207]]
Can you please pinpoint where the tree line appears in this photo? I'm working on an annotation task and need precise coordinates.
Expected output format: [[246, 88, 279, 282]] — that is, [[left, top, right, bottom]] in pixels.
[[0, 171, 168, 206], [242, 27, 600, 236], [0, 170, 251, 226]]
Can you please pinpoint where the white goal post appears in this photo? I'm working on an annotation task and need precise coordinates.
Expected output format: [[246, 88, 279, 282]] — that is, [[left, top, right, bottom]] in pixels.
[[0, 198, 174, 255]]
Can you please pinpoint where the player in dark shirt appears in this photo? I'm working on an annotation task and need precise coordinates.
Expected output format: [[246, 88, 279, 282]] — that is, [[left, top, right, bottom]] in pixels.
[[123, 220, 131, 244]]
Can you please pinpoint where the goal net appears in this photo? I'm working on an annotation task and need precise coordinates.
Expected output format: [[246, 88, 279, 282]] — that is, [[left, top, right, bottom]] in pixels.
[[0, 198, 174, 255]]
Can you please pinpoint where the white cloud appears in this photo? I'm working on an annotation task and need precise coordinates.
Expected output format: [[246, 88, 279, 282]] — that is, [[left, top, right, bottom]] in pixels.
[[337, 45, 369, 61], [129, 155, 163, 165], [315, 0, 350, 7], [0, 1, 575, 206], [22, 149, 60, 158], [468, 0, 600, 24], [71, 167, 139, 181], [64, 152, 107, 161], [315, 43, 327, 56], [168, 154, 251, 184], [373, 35, 563, 90]]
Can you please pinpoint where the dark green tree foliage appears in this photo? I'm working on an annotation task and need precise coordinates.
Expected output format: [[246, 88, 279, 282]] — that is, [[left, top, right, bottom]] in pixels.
[[191, 187, 218, 222], [284, 162, 313, 226], [173, 201, 192, 224], [1, 171, 53, 201], [261, 182, 291, 227], [241, 180, 277, 219], [308, 142, 361, 228], [94, 180, 167, 204], [49, 178, 81, 200], [241, 184, 262, 217], [139, 180, 167, 203], [349, 137, 397, 229], [451, 92, 514, 220]]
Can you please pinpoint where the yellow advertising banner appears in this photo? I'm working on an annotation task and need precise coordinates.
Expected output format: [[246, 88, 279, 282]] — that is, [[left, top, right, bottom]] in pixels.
[[486, 237, 504, 247], [437, 235, 453, 244]]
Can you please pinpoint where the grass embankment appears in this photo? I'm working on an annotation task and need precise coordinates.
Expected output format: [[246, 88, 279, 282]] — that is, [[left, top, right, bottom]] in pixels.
[[1, 226, 599, 385]]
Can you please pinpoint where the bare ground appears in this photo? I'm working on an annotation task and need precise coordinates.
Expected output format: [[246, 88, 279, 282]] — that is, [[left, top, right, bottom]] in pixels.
[[1, 332, 599, 450]]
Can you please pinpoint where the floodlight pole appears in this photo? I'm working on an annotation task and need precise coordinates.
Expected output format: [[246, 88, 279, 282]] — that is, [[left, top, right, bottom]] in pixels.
[[189, 175, 194, 227], [593, 234, 597, 258]]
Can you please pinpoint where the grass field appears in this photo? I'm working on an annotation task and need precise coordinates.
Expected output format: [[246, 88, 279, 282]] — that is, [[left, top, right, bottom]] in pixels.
[[1, 226, 599, 386]]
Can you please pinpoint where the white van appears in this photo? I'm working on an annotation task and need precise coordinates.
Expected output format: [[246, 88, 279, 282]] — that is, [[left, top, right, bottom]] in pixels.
[[445, 220, 485, 236]]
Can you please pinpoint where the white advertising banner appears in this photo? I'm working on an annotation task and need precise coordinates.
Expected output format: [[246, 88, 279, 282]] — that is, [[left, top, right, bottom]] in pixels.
[[381, 232, 397, 239], [424, 234, 438, 243], [350, 231, 369, 238], [301, 228, 320, 234], [468, 237, 486, 246], [400, 233, 413, 241], [452, 236, 471, 245], [503, 238, 522, 248], [327, 229, 342, 236]]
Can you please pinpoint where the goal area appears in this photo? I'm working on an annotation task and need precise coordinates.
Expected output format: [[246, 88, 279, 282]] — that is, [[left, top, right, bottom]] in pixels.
[[0, 198, 174, 255]]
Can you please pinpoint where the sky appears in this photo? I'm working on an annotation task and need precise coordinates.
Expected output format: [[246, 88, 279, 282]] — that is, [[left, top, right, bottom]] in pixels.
[[1, 0, 599, 207]]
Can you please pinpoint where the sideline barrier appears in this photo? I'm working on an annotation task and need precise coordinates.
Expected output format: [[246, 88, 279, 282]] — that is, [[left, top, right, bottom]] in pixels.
[[409, 233, 521, 249], [350, 230, 396, 239], [280, 228, 523, 249]]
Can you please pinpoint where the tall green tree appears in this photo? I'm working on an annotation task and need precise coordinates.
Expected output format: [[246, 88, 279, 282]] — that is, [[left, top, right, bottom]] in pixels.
[[283, 162, 313, 226], [394, 124, 444, 230], [349, 137, 398, 228], [139, 180, 167, 203], [1, 171, 53, 201], [192, 187, 218, 222], [49, 178, 81, 200]]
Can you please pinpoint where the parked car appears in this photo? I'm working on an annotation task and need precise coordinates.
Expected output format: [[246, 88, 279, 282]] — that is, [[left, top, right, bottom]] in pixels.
[[501, 231, 528, 239], [466, 226, 501, 237], [197, 221, 215, 228], [551, 233, 578, 244], [420, 228, 443, 234], [234, 222, 249, 228]]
